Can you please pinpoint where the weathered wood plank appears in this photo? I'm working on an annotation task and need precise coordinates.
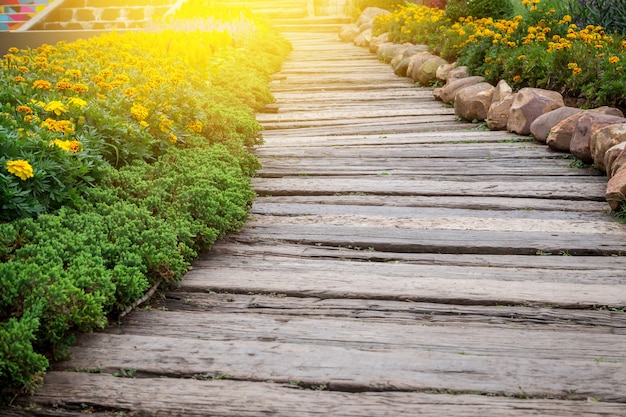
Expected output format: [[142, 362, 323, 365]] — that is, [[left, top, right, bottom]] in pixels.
[[163, 292, 626, 333], [256, 107, 456, 122], [207, 240, 626, 270], [253, 176, 607, 200], [257, 159, 598, 177], [249, 202, 618, 226], [48, 333, 626, 401], [256, 141, 548, 156], [235, 222, 626, 256], [24, 373, 626, 417], [109, 307, 626, 347], [258, 130, 534, 147], [255, 194, 609, 212], [183, 253, 626, 306]]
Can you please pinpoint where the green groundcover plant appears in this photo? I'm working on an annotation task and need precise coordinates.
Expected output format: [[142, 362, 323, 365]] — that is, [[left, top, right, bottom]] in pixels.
[[374, 0, 626, 108], [0, 10, 291, 403]]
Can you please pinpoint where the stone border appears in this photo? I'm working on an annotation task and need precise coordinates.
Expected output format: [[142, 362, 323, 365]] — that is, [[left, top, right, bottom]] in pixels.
[[340, 7, 626, 212]]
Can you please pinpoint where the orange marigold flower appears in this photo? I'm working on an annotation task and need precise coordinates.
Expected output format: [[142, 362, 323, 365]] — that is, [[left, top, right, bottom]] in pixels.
[[16, 105, 32, 114], [513, 75, 522, 82], [6, 160, 34, 180], [13, 76, 25, 82], [33, 79, 52, 90], [66, 69, 82, 78], [56, 79, 73, 91], [573, 67, 582, 75], [609, 56, 620, 64], [71, 83, 89, 93]]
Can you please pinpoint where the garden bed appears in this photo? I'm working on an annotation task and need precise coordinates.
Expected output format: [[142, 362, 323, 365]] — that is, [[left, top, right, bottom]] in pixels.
[[0, 6, 291, 403]]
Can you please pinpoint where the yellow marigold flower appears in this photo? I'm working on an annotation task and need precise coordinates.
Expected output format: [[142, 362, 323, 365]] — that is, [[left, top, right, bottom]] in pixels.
[[66, 69, 82, 78], [623, 40, 626, 49], [168, 133, 178, 143], [68, 97, 87, 109], [44, 101, 68, 116], [33, 79, 52, 90], [507, 41, 516, 47], [513, 75, 521, 82], [188, 120, 203, 133], [131, 102, 149, 121], [17, 66, 29, 73], [124, 87, 137, 98], [97, 94, 107, 100], [72, 83, 89, 93], [16, 105, 32, 114], [532, 0, 540, 3], [561, 15, 572, 23], [139, 121, 149, 128], [522, 0, 530, 5], [159, 117, 174, 133], [50, 139, 81, 152], [8, 47, 19, 53], [13, 76, 25, 82], [518, 55, 526, 60], [573, 67, 582, 75], [530, 6, 537, 11], [6, 160, 34, 180], [609, 56, 620, 64]]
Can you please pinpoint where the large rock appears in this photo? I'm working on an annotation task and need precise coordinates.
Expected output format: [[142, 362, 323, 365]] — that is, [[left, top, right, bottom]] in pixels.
[[530, 107, 582, 143], [391, 44, 422, 69], [436, 62, 457, 82], [354, 28, 372, 47], [605, 142, 626, 179], [546, 112, 587, 152], [339, 24, 360, 42], [591, 123, 626, 172], [394, 57, 412, 77], [408, 52, 436, 81], [358, 21, 373, 32], [378, 43, 404, 63], [447, 66, 469, 82], [487, 93, 516, 131], [416, 57, 449, 86], [605, 167, 626, 211], [369, 32, 389, 53], [492, 80, 513, 103], [454, 82, 495, 122], [592, 106, 625, 118], [439, 76, 485, 104], [356, 7, 390, 26], [507, 88, 564, 135], [570, 113, 626, 163]]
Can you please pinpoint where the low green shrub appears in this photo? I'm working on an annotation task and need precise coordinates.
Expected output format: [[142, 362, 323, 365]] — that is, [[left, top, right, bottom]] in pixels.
[[0, 14, 291, 403]]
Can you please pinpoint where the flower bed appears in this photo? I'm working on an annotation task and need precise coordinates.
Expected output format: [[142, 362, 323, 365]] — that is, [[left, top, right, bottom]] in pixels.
[[0, 8, 291, 402]]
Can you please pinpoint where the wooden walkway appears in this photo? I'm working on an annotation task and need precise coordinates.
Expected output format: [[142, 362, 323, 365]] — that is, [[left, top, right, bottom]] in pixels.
[[13, 32, 626, 416]]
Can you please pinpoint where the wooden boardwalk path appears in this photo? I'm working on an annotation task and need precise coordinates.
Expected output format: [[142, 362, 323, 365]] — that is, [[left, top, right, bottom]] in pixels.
[[12, 32, 626, 416]]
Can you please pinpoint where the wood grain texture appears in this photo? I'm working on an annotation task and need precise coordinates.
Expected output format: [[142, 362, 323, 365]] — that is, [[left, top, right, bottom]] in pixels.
[[19, 31, 626, 416], [23, 373, 626, 417]]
